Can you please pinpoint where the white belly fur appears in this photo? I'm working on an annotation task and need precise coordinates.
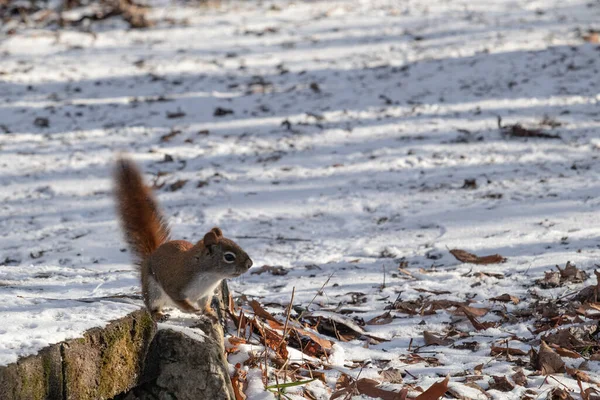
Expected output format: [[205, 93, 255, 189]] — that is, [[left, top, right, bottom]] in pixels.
[[183, 273, 222, 303]]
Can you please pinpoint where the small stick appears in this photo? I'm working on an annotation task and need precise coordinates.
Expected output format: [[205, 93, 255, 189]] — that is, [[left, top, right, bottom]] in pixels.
[[404, 370, 418, 380], [301, 272, 334, 319], [278, 287, 295, 349]]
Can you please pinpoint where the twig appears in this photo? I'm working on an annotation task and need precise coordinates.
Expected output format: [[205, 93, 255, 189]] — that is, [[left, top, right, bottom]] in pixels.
[[278, 287, 295, 349], [300, 272, 334, 319]]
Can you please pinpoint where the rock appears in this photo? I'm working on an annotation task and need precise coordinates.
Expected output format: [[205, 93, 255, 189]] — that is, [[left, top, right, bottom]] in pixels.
[[0, 282, 235, 400], [117, 281, 236, 400], [0, 310, 155, 400], [120, 326, 234, 400]]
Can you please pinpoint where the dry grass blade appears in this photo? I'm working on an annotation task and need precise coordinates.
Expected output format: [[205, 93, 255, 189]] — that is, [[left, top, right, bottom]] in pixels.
[[449, 249, 506, 265]]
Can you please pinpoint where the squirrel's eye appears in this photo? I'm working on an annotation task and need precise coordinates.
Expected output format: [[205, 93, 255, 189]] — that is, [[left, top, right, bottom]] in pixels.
[[223, 252, 236, 263]]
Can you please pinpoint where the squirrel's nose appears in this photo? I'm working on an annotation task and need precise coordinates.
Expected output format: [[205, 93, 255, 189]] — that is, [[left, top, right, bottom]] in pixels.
[[245, 258, 253, 270]]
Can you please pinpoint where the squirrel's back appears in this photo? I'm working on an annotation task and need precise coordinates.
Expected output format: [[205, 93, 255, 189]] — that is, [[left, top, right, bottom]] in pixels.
[[114, 157, 171, 265]]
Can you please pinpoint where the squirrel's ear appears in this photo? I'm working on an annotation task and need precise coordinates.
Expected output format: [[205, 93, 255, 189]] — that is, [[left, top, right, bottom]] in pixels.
[[211, 227, 223, 238], [203, 231, 219, 247]]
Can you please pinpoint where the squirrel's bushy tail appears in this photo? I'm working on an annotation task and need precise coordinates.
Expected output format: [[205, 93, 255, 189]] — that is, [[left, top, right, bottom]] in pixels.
[[114, 156, 170, 265]]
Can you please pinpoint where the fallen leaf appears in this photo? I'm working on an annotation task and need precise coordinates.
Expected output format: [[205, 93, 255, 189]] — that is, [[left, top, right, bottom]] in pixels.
[[456, 306, 489, 317], [248, 300, 282, 325], [490, 346, 527, 356], [415, 375, 449, 400], [166, 110, 186, 119], [533, 341, 565, 374], [252, 319, 288, 360], [423, 331, 454, 346], [473, 271, 505, 279], [500, 121, 561, 139], [489, 376, 514, 392], [356, 378, 407, 400], [306, 310, 388, 342], [582, 30, 600, 43], [512, 369, 527, 386], [489, 293, 520, 304], [167, 179, 187, 192], [553, 346, 582, 359], [379, 368, 404, 384], [463, 311, 496, 331], [547, 387, 575, 400], [537, 271, 561, 288], [231, 364, 247, 400], [566, 366, 590, 383], [367, 311, 394, 325], [558, 262, 588, 283], [449, 249, 506, 265], [214, 107, 234, 117], [160, 129, 181, 142]]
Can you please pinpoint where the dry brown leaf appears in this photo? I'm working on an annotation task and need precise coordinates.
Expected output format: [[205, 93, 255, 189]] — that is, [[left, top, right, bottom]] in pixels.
[[248, 300, 282, 326], [168, 179, 188, 192], [379, 368, 404, 384], [547, 387, 575, 400], [566, 366, 590, 383], [537, 271, 561, 288], [456, 306, 489, 317], [356, 378, 407, 400], [449, 249, 507, 265], [543, 324, 598, 349], [307, 311, 389, 342], [464, 312, 497, 331], [423, 331, 454, 346], [490, 346, 527, 356], [534, 341, 565, 374], [499, 120, 561, 139], [512, 369, 527, 386], [578, 379, 600, 400], [489, 293, 520, 304], [160, 129, 181, 142], [553, 346, 582, 359], [288, 325, 333, 358], [367, 311, 394, 325], [473, 271, 505, 279], [415, 375, 449, 400], [582, 31, 600, 43], [252, 319, 289, 360], [489, 375, 514, 392], [231, 364, 247, 400], [558, 262, 588, 283]]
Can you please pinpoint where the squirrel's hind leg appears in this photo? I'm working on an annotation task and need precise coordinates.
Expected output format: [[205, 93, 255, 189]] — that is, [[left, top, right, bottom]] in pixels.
[[143, 271, 170, 321]]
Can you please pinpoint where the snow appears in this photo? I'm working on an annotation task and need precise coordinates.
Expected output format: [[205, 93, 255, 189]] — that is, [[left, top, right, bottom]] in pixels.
[[1, 0, 600, 397]]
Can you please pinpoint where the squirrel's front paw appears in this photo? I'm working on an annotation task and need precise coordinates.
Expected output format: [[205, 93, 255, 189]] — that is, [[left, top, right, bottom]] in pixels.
[[151, 310, 170, 322]]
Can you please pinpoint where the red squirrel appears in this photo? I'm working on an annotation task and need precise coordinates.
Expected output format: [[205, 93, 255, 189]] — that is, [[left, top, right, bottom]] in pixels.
[[113, 156, 252, 321]]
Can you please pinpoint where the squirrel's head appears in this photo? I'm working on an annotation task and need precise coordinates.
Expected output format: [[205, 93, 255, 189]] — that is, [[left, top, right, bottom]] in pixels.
[[193, 227, 252, 277]]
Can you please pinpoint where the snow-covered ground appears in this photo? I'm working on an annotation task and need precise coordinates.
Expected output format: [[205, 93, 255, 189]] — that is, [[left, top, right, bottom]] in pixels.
[[1, 0, 600, 398]]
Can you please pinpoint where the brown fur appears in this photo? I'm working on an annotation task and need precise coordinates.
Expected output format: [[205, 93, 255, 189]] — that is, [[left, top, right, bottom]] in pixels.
[[113, 156, 253, 321], [114, 157, 171, 265]]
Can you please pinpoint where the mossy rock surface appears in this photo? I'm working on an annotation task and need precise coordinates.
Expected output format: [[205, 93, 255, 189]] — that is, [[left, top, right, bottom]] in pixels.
[[0, 310, 156, 400]]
